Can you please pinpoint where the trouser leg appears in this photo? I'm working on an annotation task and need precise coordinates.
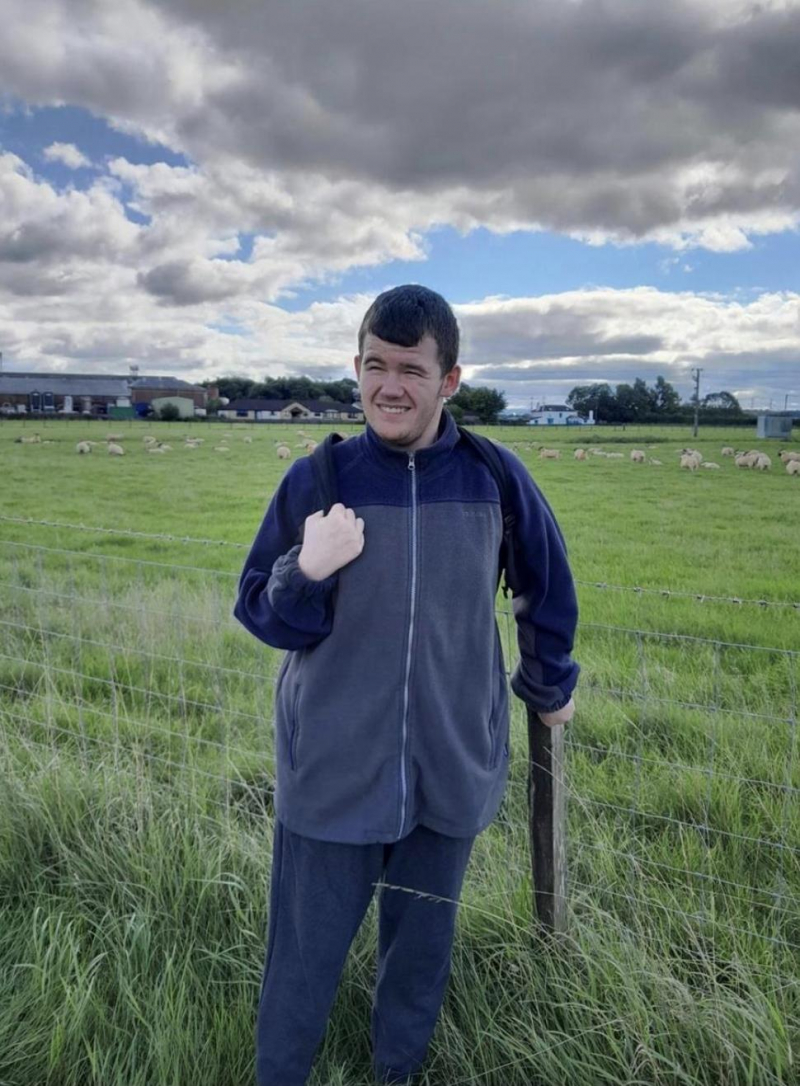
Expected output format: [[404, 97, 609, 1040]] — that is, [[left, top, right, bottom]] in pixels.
[[371, 825, 476, 1084], [256, 820, 381, 1086]]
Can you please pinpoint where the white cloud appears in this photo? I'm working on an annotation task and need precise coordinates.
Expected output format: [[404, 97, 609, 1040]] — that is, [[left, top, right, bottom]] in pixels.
[[42, 142, 91, 169]]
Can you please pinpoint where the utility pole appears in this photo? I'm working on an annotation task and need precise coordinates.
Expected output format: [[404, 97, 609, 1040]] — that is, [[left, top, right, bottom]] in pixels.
[[692, 367, 703, 438]]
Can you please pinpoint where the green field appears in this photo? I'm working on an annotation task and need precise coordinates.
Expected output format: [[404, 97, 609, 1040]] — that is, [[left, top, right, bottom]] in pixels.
[[1, 417, 798, 1085]]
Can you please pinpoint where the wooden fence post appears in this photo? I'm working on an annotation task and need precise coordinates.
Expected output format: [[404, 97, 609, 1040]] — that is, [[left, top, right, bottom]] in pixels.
[[527, 706, 567, 933]]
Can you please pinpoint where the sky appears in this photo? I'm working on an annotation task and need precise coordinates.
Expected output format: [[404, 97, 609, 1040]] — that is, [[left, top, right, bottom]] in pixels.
[[1, 0, 799, 410]]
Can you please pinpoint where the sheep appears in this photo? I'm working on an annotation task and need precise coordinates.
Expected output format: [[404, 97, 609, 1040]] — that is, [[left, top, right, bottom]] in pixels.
[[754, 454, 772, 471], [779, 450, 800, 463], [701, 461, 721, 469], [538, 447, 561, 459], [277, 446, 291, 460], [680, 453, 700, 471], [107, 442, 124, 456], [787, 460, 800, 476], [649, 458, 663, 466], [721, 446, 735, 457], [214, 445, 230, 452], [591, 449, 608, 457], [243, 435, 252, 444], [106, 433, 125, 441], [303, 440, 318, 453], [76, 441, 92, 454], [148, 445, 167, 453], [14, 433, 41, 444], [158, 443, 172, 452], [630, 449, 646, 463], [606, 452, 624, 459], [573, 449, 587, 460], [735, 453, 757, 469], [143, 436, 158, 446]]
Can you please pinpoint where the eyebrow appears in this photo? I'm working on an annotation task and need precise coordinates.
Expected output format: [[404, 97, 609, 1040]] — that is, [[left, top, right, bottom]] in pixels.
[[364, 355, 427, 369]]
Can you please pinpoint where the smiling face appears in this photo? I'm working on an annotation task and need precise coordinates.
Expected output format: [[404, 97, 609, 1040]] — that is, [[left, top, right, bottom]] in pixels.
[[354, 333, 461, 452]]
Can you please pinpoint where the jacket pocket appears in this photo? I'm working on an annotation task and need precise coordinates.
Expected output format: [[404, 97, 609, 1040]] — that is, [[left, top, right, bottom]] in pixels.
[[288, 683, 301, 771]]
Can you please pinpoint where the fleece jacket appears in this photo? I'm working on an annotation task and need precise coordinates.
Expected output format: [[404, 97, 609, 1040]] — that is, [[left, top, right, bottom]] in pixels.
[[233, 408, 579, 844]]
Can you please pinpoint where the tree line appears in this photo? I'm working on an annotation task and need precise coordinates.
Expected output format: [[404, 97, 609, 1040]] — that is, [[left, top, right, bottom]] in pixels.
[[567, 378, 745, 424], [202, 373, 746, 426]]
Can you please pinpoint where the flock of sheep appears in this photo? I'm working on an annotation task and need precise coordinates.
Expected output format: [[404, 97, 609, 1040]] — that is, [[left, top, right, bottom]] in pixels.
[[61, 429, 322, 458], [534, 443, 800, 476], [12, 429, 800, 476]]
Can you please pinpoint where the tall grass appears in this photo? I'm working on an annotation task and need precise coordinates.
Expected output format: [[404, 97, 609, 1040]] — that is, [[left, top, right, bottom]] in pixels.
[[1, 417, 798, 1084]]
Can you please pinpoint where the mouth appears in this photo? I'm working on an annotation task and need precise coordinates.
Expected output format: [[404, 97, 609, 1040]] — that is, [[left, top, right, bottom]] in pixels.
[[376, 405, 412, 417]]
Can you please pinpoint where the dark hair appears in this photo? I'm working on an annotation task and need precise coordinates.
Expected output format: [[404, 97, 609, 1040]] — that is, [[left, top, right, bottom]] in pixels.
[[357, 284, 459, 376]]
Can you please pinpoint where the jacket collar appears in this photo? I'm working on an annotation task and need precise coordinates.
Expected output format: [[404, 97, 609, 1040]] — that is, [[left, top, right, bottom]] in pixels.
[[362, 407, 460, 474]]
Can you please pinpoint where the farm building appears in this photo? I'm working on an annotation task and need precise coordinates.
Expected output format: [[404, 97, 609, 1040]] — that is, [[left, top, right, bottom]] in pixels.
[[218, 398, 365, 423], [756, 412, 794, 440], [0, 367, 208, 418]]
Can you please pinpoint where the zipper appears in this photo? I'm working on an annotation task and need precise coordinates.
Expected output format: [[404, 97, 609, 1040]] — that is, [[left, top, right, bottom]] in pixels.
[[289, 684, 301, 770], [398, 452, 417, 837]]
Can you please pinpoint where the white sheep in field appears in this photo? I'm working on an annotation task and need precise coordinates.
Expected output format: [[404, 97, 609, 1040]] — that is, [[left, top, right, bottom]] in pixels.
[[649, 459, 663, 466], [787, 460, 800, 476], [214, 445, 230, 452], [277, 446, 291, 460], [143, 436, 158, 446], [630, 449, 646, 463], [680, 453, 700, 471], [538, 447, 561, 459], [106, 433, 125, 441], [15, 433, 41, 444], [303, 440, 318, 453], [735, 453, 757, 468], [76, 441, 92, 454], [591, 450, 608, 457], [606, 452, 624, 459], [148, 446, 167, 453], [779, 450, 800, 463], [754, 454, 772, 470], [574, 449, 587, 460], [107, 442, 124, 456], [701, 461, 721, 469], [158, 443, 172, 451], [243, 435, 252, 444], [721, 446, 735, 457]]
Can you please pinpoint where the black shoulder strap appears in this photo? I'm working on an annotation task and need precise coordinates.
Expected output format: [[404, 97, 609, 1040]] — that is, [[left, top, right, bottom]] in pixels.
[[309, 432, 348, 513], [456, 426, 520, 598]]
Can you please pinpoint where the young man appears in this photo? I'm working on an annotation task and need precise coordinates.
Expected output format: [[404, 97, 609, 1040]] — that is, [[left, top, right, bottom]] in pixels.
[[234, 285, 579, 1086]]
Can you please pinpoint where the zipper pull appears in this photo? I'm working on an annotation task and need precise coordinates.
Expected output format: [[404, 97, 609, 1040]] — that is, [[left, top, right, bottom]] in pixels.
[[408, 453, 415, 471]]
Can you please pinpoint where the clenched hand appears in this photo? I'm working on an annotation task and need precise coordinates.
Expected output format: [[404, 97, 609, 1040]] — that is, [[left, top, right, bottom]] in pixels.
[[298, 503, 365, 582]]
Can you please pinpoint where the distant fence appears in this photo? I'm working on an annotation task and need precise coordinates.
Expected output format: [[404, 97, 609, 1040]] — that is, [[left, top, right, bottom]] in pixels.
[[1, 523, 798, 974]]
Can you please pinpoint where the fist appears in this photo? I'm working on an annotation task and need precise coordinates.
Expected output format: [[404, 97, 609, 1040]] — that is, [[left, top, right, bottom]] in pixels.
[[298, 503, 365, 581], [538, 697, 575, 728]]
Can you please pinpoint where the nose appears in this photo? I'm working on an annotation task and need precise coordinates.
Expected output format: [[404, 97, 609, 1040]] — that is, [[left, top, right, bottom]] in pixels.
[[379, 370, 406, 398]]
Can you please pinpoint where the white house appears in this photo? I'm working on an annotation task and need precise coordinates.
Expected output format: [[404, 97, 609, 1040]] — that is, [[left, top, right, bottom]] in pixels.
[[526, 404, 593, 426]]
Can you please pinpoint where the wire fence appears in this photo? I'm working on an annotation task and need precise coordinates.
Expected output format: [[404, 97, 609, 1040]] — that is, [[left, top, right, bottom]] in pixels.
[[1, 527, 798, 986]]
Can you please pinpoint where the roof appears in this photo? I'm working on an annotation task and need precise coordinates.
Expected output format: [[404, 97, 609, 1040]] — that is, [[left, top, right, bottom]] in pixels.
[[0, 374, 130, 397], [224, 398, 363, 415], [130, 376, 204, 391], [536, 404, 571, 412], [0, 371, 204, 396]]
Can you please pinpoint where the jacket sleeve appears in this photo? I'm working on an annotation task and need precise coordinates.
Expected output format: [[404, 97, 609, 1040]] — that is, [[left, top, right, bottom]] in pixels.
[[502, 451, 580, 713], [233, 458, 339, 650]]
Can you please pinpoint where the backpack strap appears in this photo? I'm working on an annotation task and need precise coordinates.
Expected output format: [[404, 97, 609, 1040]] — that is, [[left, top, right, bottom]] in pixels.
[[309, 432, 348, 512], [456, 426, 519, 598]]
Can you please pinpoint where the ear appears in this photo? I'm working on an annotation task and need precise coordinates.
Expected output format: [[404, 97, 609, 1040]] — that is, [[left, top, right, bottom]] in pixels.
[[353, 353, 362, 380], [442, 364, 461, 398]]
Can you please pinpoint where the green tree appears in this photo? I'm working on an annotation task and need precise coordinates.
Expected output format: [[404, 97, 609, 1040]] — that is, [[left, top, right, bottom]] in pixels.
[[653, 375, 681, 413], [703, 390, 742, 412], [449, 383, 506, 423]]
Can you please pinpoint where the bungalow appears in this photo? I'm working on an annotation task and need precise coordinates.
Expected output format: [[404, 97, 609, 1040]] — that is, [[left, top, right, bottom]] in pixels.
[[526, 404, 593, 426], [218, 398, 364, 423]]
